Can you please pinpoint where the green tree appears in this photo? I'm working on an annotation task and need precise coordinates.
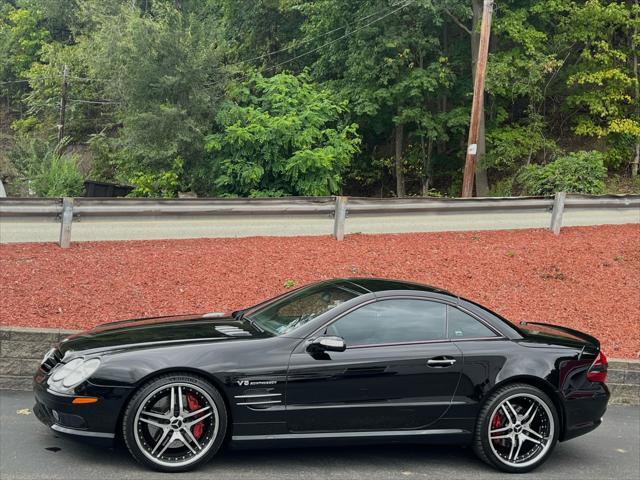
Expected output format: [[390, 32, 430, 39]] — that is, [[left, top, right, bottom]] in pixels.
[[479, 1, 637, 184], [285, 0, 473, 196], [64, 1, 224, 184], [204, 71, 360, 197], [0, 3, 49, 104], [11, 0, 226, 193], [565, 1, 640, 171], [2, 0, 638, 198]]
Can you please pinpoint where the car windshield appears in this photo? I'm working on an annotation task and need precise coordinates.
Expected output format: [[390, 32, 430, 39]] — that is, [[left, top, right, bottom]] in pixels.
[[245, 283, 361, 335]]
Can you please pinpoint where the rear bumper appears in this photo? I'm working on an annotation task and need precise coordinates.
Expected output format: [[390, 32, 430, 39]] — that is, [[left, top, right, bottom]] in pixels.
[[561, 383, 610, 441], [33, 373, 132, 446]]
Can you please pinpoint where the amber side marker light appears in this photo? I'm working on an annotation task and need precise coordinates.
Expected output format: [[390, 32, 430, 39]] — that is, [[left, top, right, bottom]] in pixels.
[[72, 397, 99, 404]]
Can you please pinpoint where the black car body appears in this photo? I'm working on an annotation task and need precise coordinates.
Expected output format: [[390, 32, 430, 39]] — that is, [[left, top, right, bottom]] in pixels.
[[33, 278, 610, 473]]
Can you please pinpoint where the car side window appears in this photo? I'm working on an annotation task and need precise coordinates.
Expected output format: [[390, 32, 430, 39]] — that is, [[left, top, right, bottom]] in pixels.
[[447, 306, 497, 339], [326, 299, 446, 347]]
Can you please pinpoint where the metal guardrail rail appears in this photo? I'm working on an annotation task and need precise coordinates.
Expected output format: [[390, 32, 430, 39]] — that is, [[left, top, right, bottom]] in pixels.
[[0, 198, 63, 216], [0, 193, 638, 247], [347, 194, 640, 212]]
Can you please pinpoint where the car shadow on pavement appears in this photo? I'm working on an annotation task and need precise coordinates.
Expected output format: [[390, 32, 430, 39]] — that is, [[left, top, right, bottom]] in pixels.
[[47, 436, 508, 476], [36, 432, 615, 480]]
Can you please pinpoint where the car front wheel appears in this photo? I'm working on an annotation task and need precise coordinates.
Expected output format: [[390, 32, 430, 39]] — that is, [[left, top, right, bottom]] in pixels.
[[473, 383, 559, 473], [122, 373, 227, 472]]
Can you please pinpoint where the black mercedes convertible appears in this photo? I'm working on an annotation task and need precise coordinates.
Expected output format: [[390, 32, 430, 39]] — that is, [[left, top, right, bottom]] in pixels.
[[33, 278, 609, 473]]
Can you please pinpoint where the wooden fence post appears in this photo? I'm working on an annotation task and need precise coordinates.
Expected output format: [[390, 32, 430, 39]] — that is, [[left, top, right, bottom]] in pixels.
[[549, 191, 566, 235], [59, 197, 74, 248], [333, 196, 348, 241]]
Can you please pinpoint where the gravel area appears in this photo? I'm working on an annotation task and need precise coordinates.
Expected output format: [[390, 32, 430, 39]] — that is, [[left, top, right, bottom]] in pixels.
[[1, 224, 638, 358]]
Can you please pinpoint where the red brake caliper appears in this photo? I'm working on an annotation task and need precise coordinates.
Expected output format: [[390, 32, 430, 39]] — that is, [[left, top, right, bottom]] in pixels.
[[491, 412, 502, 445], [186, 393, 204, 440]]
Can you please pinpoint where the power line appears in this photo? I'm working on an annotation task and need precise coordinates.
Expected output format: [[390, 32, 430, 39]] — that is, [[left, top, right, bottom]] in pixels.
[[262, 1, 413, 74], [68, 98, 120, 104], [0, 76, 58, 85], [0, 79, 31, 85], [2, 1, 414, 96], [1, 73, 111, 85], [216, 0, 413, 86], [60, 0, 415, 82], [68, 75, 111, 82], [224, 0, 414, 70]]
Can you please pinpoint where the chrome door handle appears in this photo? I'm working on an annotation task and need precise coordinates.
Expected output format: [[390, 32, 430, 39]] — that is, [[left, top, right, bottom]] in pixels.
[[427, 358, 456, 367]]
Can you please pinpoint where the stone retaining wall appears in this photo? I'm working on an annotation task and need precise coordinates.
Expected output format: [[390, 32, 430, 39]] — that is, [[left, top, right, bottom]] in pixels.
[[0, 326, 76, 390], [1, 326, 638, 404], [606, 359, 640, 405]]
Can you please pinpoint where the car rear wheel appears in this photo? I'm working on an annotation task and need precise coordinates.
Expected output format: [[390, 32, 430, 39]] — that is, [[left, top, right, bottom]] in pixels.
[[473, 383, 559, 473], [122, 373, 227, 472]]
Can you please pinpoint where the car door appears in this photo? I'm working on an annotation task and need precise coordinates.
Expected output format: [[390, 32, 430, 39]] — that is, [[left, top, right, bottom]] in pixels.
[[285, 298, 463, 432]]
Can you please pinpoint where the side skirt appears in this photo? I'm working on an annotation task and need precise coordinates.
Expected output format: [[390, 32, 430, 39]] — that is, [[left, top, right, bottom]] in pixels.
[[230, 428, 472, 449]]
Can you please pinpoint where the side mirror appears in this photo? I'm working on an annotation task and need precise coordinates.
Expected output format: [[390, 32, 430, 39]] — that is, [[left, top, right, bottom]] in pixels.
[[307, 336, 347, 353]]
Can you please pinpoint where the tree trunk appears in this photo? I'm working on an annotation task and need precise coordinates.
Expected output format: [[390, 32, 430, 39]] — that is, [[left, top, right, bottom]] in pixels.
[[395, 123, 405, 197], [421, 136, 433, 195], [471, 0, 490, 195]]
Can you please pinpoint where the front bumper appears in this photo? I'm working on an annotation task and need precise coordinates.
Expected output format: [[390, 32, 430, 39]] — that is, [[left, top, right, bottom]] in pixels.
[[33, 372, 132, 445]]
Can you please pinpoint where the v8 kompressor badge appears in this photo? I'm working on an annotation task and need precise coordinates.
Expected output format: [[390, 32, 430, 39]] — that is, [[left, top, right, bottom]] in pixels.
[[236, 379, 278, 386]]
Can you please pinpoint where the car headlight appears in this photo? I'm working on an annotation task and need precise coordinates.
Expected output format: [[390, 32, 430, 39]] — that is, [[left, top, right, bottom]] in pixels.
[[48, 357, 101, 393]]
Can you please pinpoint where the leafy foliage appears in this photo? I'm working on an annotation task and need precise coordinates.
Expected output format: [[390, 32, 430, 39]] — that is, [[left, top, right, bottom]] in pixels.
[[1, 0, 638, 198], [8, 136, 84, 197], [485, 118, 559, 173], [30, 151, 84, 197], [0, 3, 49, 102], [205, 72, 360, 197], [129, 158, 183, 198], [517, 151, 607, 195]]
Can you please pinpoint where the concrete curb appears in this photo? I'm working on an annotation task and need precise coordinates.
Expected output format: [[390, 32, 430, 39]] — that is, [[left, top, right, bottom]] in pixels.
[[1, 326, 638, 404]]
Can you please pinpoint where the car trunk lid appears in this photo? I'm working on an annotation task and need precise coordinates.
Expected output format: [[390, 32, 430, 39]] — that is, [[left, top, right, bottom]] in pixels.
[[517, 321, 600, 353]]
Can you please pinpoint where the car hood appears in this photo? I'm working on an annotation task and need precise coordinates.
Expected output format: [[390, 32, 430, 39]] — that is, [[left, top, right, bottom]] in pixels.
[[58, 313, 267, 357]]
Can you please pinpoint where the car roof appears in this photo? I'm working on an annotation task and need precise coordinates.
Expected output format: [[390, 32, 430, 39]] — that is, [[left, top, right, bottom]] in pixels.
[[331, 277, 457, 298]]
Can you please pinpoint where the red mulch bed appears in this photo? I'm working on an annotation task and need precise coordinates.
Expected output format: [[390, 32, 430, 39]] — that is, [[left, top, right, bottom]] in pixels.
[[1, 224, 639, 358]]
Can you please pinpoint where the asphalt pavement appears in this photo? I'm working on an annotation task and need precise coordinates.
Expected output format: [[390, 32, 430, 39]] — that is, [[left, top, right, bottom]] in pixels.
[[1, 208, 638, 243], [0, 390, 638, 480]]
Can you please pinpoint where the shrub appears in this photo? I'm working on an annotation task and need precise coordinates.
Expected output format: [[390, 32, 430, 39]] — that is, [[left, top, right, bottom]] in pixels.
[[129, 158, 183, 198], [488, 177, 515, 197], [9, 136, 84, 197], [204, 71, 360, 197], [485, 121, 558, 174], [31, 153, 84, 197], [517, 151, 607, 195]]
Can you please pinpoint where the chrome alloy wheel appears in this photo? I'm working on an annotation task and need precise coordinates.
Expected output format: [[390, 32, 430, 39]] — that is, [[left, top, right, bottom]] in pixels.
[[133, 382, 219, 468], [487, 392, 555, 469]]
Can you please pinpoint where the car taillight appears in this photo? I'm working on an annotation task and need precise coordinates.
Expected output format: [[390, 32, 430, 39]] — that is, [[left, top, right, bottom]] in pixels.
[[586, 351, 608, 383]]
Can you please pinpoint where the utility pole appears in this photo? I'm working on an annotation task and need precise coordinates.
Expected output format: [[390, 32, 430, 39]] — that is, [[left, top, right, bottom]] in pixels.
[[461, 0, 493, 197], [57, 65, 69, 144]]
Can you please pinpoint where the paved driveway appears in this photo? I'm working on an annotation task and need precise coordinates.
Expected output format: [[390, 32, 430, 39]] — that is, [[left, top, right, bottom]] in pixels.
[[0, 390, 638, 480]]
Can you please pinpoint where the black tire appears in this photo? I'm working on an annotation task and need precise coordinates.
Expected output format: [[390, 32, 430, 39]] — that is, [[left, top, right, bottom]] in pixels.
[[122, 373, 227, 472], [473, 383, 559, 473]]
